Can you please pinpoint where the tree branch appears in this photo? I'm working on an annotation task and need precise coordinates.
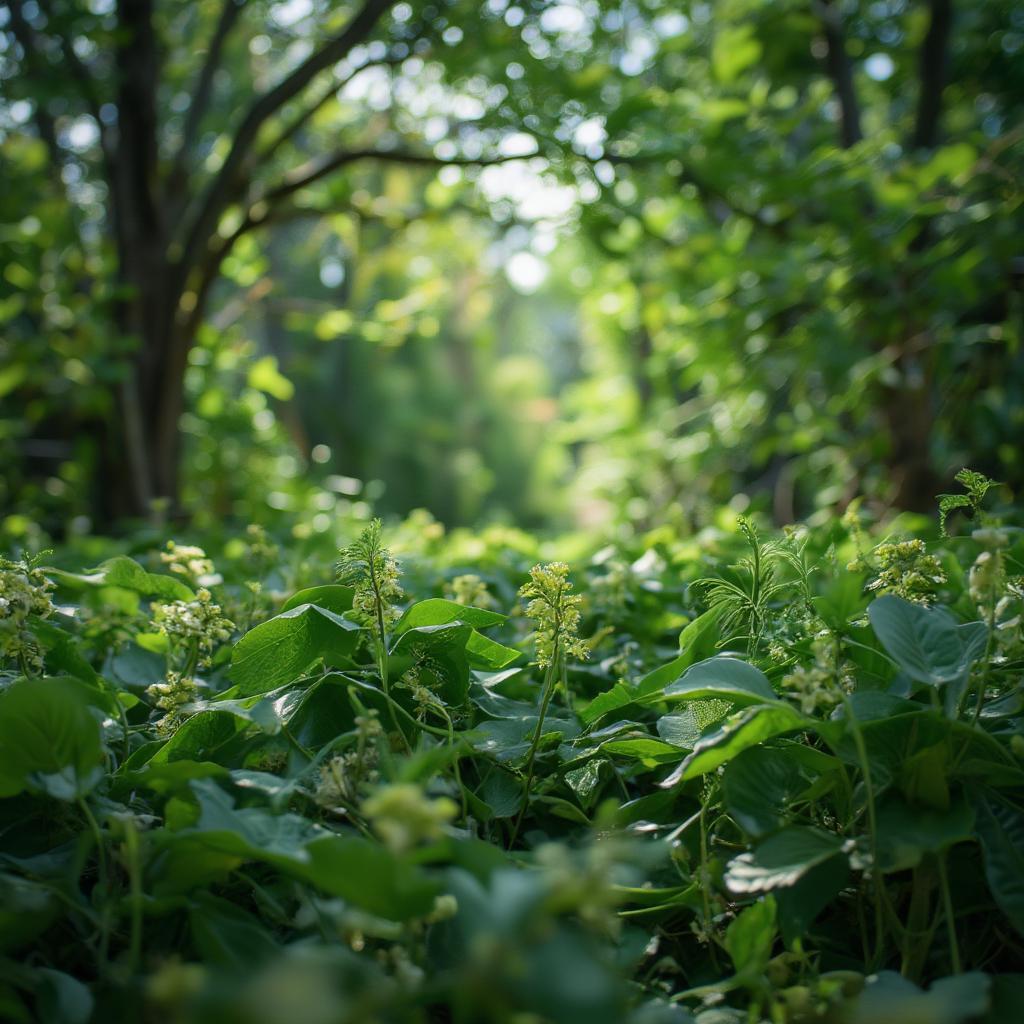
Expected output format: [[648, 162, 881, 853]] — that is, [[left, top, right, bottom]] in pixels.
[[911, 0, 953, 150], [175, 0, 394, 277], [167, 0, 247, 200], [258, 52, 408, 165], [815, 0, 863, 148], [254, 147, 532, 210]]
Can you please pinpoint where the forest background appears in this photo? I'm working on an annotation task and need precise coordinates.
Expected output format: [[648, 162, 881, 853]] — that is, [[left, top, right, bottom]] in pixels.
[[1, 0, 1022, 545]]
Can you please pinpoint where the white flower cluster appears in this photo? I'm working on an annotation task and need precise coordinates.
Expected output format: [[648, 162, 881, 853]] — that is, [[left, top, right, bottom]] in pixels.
[[152, 588, 233, 667], [160, 541, 217, 585], [0, 557, 55, 673], [146, 671, 199, 734]]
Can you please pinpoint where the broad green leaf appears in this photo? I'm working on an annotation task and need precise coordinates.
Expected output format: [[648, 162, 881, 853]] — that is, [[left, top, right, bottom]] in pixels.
[[393, 598, 506, 634], [867, 596, 986, 714], [661, 703, 809, 785], [178, 779, 328, 866], [301, 835, 439, 920], [875, 797, 975, 872], [724, 896, 776, 981], [230, 603, 361, 695], [975, 791, 1024, 936], [0, 677, 104, 800], [725, 827, 847, 893], [0, 874, 60, 953], [52, 555, 193, 601], [147, 710, 248, 765], [656, 709, 702, 749], [390, 622, 473, 707], [189, 892, 279, 969], [722, 746, 820, 838], [281, 584, 353, 615], [664, 656, 776, 705], [775, 853, 849, 946], [465, 630, 522, 670], [845, 971, 990, 1024], [581, 608, 728, 724]]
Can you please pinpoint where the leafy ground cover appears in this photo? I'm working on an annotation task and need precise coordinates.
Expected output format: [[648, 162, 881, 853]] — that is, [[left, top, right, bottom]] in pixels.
[[2, 480, 1023, 1023]]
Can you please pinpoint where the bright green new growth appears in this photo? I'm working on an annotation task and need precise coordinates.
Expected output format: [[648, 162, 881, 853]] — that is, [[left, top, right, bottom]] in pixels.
[[937, 468, 999, 537], [337, 518, 403, 634], [866, 539, 947, 604]]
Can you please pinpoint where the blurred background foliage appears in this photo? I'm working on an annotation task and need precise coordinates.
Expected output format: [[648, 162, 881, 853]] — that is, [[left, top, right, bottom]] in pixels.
[[1, 0, 1022, 545]]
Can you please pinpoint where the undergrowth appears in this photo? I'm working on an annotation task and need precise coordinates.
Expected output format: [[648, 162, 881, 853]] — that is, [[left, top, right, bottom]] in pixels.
[[1, 475, 1023, 1024]]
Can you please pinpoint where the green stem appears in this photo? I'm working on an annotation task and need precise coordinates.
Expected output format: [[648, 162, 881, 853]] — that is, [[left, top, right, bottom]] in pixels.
[[508, 655, 560, 848], [123, 819, 143, 973], [78, 797, 110, 970], [937, 852, 962, 974], [841, 694, 885, 969], [970, 600, 998, 726], [699, 787, 721, 972]]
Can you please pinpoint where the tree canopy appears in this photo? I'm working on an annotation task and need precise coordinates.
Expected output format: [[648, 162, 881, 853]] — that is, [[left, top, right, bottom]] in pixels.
[[1, 0, 1022, 537]]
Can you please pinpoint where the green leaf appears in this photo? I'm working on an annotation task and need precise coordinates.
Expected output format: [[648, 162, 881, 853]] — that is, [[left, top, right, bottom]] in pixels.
[[390, 622, 473, 707], [581, 608, 728, 725], [664, 656, 776, 705], [0, 677, 104, 800], [661, 703, 809, 785], [281, 584, 353, 615], [868, 596, 987, 714], [230, 603, 361, 695], [724, 896, 776, 980], [975, 791, 1024, 936], [179, 779, 328, 866], [52, 555, 194, 601], [465, 630, 522, 670], [875, 797, 975, 872], [656, 709, 702, 749], [845, 971, 990, 1024], [722, 746, 820, 838], [393, 598, 506, 634], [301, 835, 439, 920], [189, 893, 279, 969], [147, 711, 248, 765], [0, 874, 60, 953], [725, 827, 847, 893]]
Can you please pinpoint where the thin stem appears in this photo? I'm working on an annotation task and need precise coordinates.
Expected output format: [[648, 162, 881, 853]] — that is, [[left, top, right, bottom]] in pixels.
[[842, 695, 885, 968], [78, 797, 110, 970], [699, 786, 721, 972], [123, 819, 143, 973], [508, 655, 560, 848], [970, 598, 998, 726], [937, 852, 962, 973]]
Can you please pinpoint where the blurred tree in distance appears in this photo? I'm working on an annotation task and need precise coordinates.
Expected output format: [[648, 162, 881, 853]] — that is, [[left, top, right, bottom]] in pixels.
[[1, 0, 1021, 536]]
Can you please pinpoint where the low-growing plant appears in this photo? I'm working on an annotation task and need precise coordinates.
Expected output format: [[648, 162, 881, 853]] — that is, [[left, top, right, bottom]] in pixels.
[[1, 481, 1022, 1023]]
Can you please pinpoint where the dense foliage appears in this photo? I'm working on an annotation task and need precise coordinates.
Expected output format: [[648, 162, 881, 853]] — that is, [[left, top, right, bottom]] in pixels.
[[3, 0, 1023, 538], [1, 478, 1023, 1023]]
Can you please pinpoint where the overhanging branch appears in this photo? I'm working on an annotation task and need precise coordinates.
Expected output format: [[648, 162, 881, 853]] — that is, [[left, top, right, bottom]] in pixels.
[[176, 0, 394, 278]]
